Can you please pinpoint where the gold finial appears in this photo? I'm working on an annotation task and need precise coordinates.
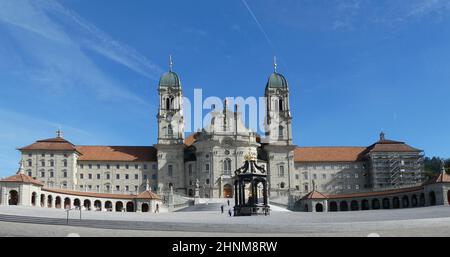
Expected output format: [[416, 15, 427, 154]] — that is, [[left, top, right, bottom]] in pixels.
[[169, 55, 173, 71], [273, 56, 277, 72], [244, 149, 257, 161]]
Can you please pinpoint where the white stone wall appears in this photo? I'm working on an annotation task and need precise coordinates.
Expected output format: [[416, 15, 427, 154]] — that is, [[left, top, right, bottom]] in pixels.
[[293, 162, 367, 195]]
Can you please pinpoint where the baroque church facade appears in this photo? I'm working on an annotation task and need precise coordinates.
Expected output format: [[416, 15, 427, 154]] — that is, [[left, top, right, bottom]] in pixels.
[[12, 61, 425, 201]]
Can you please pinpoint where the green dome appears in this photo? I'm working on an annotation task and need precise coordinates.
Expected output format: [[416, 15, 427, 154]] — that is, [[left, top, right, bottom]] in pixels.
[[266, 72, 288, 89], [158, 71, 181, 88]]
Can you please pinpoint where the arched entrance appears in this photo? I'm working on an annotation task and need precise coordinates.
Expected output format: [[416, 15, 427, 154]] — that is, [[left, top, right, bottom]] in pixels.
[[382, 198, 390, 209], [188, 189, 193, 197], [47, 195, 53, 208], [142, 203, 149, 212], [40, 194, 45, 207], [393, 197, 400, 209], [329, 201, 338, 212], [419, 193, 425, 206], [361, 199, 370, 210], [411, 195, 418, 207], [429, 191, 436, 206], [115, 201, 124, 212], [105, 201, 112, 211], [64, 198, 71, 209], [339, 201, 348, 211], [223, 184, 233, 198], [372, 199, 380, 209], [83, 199, 91, 210], [402, 196, 410, 208], [126, 202, 134, 212], [74, 199, 81, 209], [315, 203, 323, 212], [55, 196, 62, 208], [94, 200, 102, 211], [8, 190, 19, 205], [350, 200, 359, 211], [31, 192, 37, 206]]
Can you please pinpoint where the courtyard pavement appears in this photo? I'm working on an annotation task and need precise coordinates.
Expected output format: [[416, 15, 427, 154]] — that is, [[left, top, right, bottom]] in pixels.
[[1, 205, 450, 236]]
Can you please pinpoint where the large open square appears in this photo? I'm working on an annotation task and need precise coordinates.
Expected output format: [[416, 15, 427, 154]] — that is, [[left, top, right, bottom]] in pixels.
[[1, 205, 450, 236]]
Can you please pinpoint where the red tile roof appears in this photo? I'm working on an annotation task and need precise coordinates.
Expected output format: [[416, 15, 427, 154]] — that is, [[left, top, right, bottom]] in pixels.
[[76, 146, 157, 162], [364, 138, 421, 153], [136, 190, 162, 200], [19, 137, 78, 152], [0, 173, 44, 186], [294, 147, 366, 162], [423, 172, 450, 185], [301, 190, 328, 200], [42, 188, 161, 200], [184, 133, 198, 147]]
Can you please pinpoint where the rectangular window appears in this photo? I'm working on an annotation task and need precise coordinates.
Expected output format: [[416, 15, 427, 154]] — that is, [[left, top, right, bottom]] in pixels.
[[63, 172, 67, 178], [125, 186, 129, 191], [28, 171, 32, 177], [50, 161, 54, 167], [295, 174, 299, 180], [126, 164, 129, 169], [322, 174, 326, 179], [295, 185, 300, 190], [106, 164, 110, 169], [88, 164, 92, 169], [168, 165, 173, 176], [88, 174, 92, 179], [116, 164, 120, 169], [134, 186, 138, 192], [88, 185, 92, 190], [106, 174, 110, 180], [143, 174, 147, 180], [134, 164, 138, 169], [28, 161, 32, 167], [106, 185, 110, 191], [80, 164, 84, 169], [205, 163, 210, 172], [355, 185, 360, 190], [125, 174, 129, 179], [116, 174, 120, 180], [96, 185, 100, 190], [80, 174, 84, 179], [97, 164, 101, 169], [41, 161, 45, 167], [355, 173, 359, 179], [152, 174, 157, 180], [152, 164, 157, 169], [304, 184, 309, 191], [278, 165, 285, 177], [96, 174, 100, 180], [303, 172, 308, 180], [134, 174, 138, 180], [116, 185, 120, 191], [63, 160, 67, 167], [41, 171, 45, 177]]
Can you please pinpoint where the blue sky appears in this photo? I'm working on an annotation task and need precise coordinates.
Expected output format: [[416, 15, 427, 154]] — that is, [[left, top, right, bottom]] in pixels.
[[0, 0, 450, 177]]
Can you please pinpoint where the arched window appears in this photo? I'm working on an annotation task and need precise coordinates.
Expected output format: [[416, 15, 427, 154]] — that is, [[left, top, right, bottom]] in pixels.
[[279, 99, 284, 111], [211, 117, 215, 125], [278, 165, 285, 177], [278, 126, 284, 138], [280, 182, 285, 189], [168, 124, 173, 137], [168, 165, 173, 177], [223, 159, 231, 175], [165, 98, 170, 109]]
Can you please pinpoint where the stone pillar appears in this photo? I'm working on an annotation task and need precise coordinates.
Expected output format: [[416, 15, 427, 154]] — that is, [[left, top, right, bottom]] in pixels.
[[168, 186, 174, 211]]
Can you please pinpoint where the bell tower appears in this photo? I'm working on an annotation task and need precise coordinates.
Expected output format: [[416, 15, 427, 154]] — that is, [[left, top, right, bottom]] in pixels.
[[263, 56, 293, 146], [157, 55, 184, 145], [155, 56, 185, 194]]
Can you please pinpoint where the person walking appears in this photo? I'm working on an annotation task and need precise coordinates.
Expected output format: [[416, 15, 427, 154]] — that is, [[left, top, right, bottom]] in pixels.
[[155, 203, 159, 213], [228, 209, 232, 217], [221, 205, 224, 214]]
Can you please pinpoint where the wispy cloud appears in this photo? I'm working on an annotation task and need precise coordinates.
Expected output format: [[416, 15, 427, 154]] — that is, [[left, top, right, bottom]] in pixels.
[[0, 0, 162, 104]]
